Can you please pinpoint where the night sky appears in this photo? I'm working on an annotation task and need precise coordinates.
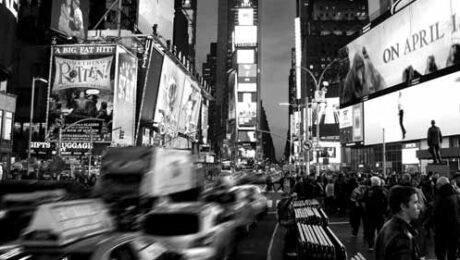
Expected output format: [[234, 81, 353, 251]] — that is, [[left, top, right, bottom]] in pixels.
[[196, 0, 295, 160]]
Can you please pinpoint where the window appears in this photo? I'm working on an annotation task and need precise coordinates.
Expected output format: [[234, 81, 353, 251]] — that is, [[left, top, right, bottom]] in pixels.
[[143, 213, 200, 236]]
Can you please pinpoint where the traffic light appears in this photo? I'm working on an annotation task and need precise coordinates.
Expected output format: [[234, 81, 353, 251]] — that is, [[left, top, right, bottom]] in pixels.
[[119, 130, 125, 139]]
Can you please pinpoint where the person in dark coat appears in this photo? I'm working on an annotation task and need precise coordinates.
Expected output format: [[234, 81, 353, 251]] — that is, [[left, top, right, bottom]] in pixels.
[[431, 177, 460, 260], [363, 176, 388, 249], [375, 185, 421, 260], [427, 120, 443, 164]]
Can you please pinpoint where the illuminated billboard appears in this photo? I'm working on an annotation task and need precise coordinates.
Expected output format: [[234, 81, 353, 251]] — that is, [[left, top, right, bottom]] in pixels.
[[235, 26, 257, 47], [238, 8, 254, 25], [138, 0, 174, 41], [237, 92, 257, 126], [47, 44, 116, 143], [154, 55, 186, 140], [51, 0, 89, 39], [178, 77, 202, 135], [113, 46, 137, 146], [238, 64, 257, 83], [201, 103, 208, 144], [339, 0, 460, 105], [237, 49, 255, 64], [238, 83, 257, 92], [364, 71, 460, 145], [339, 103, 363, 145], [237, 130, 256, 142]]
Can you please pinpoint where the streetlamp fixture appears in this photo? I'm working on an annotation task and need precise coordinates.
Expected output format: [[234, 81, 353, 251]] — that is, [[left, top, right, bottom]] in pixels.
[[27, 77, 48, 174], [297, 57, 344, 174]]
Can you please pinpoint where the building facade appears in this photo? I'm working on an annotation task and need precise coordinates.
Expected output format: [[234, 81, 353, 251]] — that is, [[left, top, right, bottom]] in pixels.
[[297, 0, 368, 171]]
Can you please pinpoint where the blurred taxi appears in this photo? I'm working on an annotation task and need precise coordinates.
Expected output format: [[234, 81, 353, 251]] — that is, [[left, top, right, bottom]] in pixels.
[[200, 187, 255, 234], [141, 202, 237, 260], [9, 199, 183, 260], [230, 185, 268, 219]]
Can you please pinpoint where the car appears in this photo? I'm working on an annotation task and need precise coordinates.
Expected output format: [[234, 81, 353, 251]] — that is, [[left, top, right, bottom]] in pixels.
[[230, 185, 268, 219], [12, 199, 183, 260], [200, 187, 255, 235], [141, 202, 237, 260]]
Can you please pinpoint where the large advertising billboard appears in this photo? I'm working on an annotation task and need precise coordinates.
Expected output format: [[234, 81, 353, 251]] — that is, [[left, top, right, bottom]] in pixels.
[[178, 77, 202, 135], [364, 70, 460, 145], [339, 0, 460, 106], [138, 0, 174, 41], [235, 26, 258, 47], [237, 64, 257, 92], [154, 55, 186, 140], [50, 0, 89, 39], [47, 44, 116, 143], [237, 130, 256, 142], [112, 46, 137, 146], [238, 8, 254, 25], [340, 103, 363, 145], [237, 49, 255, 64], [237, 92, 257, 127]]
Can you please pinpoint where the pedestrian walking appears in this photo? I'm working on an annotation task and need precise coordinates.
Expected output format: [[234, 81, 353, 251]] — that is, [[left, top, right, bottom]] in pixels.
[[350, 178, 366, 236], [375, 185, 422, 260], [325, 178, 335, 213], [363, 176, 388, 250], [277, 192, 297, 257], [431, 177, 460, 260], [427, 120, 443, 164]]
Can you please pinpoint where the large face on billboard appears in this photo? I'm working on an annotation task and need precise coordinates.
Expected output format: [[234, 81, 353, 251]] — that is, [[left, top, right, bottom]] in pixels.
[[154, 55, 186, 139], [178, 77, 202, 135], [113, 46, 137, 146], [339, 0, 460, 106], [51, 0, 89, 39], [47, 45, 116, 143], [364, 71, 460, 145]]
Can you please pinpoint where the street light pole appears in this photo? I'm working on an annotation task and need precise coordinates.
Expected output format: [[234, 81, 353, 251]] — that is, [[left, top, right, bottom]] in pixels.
[[28, 77, 48, 173], [298, 58, 343, 174]]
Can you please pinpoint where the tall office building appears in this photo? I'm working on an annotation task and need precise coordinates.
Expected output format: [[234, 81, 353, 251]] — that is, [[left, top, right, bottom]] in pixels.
[[202, 42, 218, 154], [216, 0, 261, 163], [297, 0, 369, 170]]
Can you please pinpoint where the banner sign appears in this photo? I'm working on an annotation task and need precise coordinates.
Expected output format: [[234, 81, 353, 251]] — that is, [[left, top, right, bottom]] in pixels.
[[47, 44, 116, 143], [154, 55, 186, 141], [340, 0, 460, 106], [50, 0, 89, 39], [113, 46, 137, 146], [178, 77, 202, 135], [53, 56, 113, 91]]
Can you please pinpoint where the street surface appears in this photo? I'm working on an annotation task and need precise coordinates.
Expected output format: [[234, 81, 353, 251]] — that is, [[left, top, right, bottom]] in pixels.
[[236, 190, 437, 260]]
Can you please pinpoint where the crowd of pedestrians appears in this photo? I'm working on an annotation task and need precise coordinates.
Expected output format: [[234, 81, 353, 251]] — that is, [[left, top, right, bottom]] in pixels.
[[277, 169, 460, 260]]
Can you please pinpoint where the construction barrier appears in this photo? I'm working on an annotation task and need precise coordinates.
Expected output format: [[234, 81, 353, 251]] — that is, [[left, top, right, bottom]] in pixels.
[[294, 199, 346, 260]]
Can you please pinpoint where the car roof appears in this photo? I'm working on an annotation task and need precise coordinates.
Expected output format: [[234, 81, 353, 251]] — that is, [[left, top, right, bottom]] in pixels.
[[148, 201, 219, 214]]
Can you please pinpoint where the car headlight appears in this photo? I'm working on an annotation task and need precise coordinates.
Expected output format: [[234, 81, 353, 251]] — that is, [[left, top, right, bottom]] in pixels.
[[0, 210, 7, 219]]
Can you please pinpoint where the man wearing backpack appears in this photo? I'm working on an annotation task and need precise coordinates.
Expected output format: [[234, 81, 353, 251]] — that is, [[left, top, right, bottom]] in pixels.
[[363, 176, 388, 250], [277, 192, 297, 257]]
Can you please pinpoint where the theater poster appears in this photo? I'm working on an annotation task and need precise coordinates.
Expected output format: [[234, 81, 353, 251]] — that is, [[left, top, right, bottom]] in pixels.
[[47, 44, 116, 143]]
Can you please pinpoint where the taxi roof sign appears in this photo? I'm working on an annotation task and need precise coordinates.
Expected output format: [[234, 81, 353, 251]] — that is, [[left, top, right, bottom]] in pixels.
[[21, 199, 115, 247]]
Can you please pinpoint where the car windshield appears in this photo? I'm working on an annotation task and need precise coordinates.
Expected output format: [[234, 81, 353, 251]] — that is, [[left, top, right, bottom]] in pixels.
[[143, 213, 200, 236]]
